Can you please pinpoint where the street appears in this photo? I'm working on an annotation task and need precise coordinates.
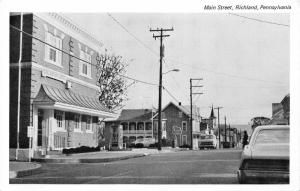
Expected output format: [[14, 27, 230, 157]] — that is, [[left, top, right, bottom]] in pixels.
[[10, 149, 242, 184]]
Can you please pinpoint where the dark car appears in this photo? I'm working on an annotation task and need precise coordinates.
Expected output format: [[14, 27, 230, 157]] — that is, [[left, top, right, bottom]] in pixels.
[[237, 125, 289, 184]]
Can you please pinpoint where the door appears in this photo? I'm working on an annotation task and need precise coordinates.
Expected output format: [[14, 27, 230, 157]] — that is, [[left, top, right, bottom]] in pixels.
[[37, 109, 43, 147]]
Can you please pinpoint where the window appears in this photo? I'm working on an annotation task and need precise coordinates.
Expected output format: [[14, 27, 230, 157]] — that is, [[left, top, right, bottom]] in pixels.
[[162, 121, 167, 139], [74, 114, 80, 130], [54, 110, 64, 129], [255, 129, 289, 145], [182, 121, 187, 131], [79, 50, 92, 78], [86, 116, 92, 131], [179, 111, 183, 118], [45, 32, 62, 66]]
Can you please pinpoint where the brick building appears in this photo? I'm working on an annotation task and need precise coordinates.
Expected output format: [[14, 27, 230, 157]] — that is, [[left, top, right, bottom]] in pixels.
[[269, 93, 290, 125], [9, 13, 116, 160], [153, 102, 201, 149]]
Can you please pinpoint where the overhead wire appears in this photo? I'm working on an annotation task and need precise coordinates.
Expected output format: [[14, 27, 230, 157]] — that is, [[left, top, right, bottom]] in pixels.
[[10, 24, 159, 87], [228, 13, 290, 27], [107, 13, 159, 57]]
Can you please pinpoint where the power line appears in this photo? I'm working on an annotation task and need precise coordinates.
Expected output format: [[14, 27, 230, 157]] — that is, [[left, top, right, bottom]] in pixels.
[[107, 13, 159, 57], [10, 24, 159, 87], [106, 13, 288, 86], [162, 86, 180, 104], [164, 57, 288, 85], [228, 13, 290, 27]]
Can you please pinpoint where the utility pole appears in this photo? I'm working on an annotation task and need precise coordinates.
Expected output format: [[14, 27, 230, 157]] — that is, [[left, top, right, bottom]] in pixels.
[[214, 106, 223, 149], [224, 116, 227, 144], [150, 27, 173, 151], [190, 78, 203, 150]]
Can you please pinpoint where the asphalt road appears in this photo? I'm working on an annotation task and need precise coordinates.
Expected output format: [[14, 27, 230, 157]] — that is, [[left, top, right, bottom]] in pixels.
[[10, 149, 242, 184]]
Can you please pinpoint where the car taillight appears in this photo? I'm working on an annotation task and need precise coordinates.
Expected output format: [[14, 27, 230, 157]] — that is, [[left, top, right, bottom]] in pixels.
[[241, 159, 289, 171]]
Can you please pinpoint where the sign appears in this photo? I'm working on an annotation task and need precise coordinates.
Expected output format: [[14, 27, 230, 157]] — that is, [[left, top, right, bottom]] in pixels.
[[27, 126, 34, 137], [173, 126, 182, 135]]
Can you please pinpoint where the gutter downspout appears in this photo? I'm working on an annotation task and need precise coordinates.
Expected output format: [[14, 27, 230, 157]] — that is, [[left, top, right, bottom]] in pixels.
[[16, 13, 23, 160]]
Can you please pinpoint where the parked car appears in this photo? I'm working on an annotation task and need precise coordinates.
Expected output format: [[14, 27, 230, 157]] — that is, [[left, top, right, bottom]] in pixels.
[[198, 134, 217, 149], [132, 138, 156, 148], [237, 125, 289, 184]]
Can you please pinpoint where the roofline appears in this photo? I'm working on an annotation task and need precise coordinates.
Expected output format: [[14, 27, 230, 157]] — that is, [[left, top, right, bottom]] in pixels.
[[152, 101, 190, 119], [34, 12, 104, 53]]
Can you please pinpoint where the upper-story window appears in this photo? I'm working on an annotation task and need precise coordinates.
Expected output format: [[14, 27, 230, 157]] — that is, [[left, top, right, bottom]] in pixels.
[[79, 50, 92, 78], [182, 121, 187, 131], [45, 32, 62, 66]]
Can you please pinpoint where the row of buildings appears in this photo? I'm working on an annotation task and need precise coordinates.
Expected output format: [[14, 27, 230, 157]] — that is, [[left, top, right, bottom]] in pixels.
[[104, 102, 241, 150], [9, 13, 241, 160]]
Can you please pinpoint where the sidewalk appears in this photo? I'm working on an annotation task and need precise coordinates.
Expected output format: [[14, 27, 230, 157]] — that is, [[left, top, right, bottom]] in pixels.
[[9, 161, 41, 178], [9, 147, 183, 178], [31, 147, 186, 163]]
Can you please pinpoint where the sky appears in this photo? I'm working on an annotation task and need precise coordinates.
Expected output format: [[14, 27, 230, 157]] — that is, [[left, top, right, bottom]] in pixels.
[[63, 13, 289, 125]]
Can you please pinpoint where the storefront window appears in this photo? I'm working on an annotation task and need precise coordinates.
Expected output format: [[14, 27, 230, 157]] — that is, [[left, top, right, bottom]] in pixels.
[[86, 116, 92, 131], [55, 110, 64, 128], [74, 114, 80, 129]]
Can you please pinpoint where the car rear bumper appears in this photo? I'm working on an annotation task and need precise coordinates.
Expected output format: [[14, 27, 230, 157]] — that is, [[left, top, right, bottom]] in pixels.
[[238, 169, 289, 184]]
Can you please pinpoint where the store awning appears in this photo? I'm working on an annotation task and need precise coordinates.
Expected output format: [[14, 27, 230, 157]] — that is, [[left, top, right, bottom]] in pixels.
[[33, 84, 117, 118]]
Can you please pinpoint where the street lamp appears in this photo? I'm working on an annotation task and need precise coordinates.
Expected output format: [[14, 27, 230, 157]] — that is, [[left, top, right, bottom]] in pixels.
[[162, 69, 180, 75], [157, 68, 179, 151]]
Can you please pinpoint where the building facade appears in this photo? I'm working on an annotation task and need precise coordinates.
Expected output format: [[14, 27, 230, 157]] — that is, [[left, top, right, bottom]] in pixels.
[[269, 94, 290, 125], [153, 102, 201, 149], [10, 13, 116, 160], [104, 109, 154, 149]]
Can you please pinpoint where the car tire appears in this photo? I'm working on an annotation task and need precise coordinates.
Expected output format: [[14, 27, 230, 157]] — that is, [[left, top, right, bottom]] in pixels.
[[238, 171, 247, 184]]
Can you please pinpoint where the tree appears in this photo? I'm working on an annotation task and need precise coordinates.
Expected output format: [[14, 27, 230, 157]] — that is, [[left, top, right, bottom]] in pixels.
[[250, 116, 271, 130], [96, 51, 128, 111]]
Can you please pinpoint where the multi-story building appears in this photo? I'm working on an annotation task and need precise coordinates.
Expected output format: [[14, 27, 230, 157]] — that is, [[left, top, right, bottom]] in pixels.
[[9, 13, 116, 160], [153, 102, 201, 149], [104, 102, 202, 149], [104, 109, 154, 149], [270, 94, 290, 125]]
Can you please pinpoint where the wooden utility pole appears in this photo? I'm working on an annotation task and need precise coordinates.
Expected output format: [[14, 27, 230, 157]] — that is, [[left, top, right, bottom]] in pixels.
[[214, 106, 223, 149], [150, 27, 173, 151], [190, 78, 203, 149], [224, 116, 227, 143]]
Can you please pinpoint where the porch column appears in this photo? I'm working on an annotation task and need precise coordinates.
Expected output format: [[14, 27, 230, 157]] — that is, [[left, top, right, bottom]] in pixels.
[[143, 122, 146, 137], [32, 106, 38, 150], [127, 122, 129, 134], [43, 109, 55, 150]]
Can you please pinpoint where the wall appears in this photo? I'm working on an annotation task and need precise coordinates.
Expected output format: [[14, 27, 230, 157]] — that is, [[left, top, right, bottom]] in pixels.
[[162, 104, 191, 146], [10, 13, 105, 150]]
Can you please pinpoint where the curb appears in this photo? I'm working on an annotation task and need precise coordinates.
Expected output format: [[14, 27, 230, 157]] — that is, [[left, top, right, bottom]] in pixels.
[[9, 163, 41, 179], [31, 153, 146, 164]]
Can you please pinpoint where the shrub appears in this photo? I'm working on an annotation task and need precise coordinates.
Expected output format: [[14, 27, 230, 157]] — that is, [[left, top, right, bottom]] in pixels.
[[179, 144, 190, 148], [149, 143, 158, 148], [135, 143, 144, 148], [62, 146, 100, 154]]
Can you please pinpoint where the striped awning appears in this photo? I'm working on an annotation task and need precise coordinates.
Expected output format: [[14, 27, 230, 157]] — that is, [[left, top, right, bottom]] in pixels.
[[33, 84, 116, 118]]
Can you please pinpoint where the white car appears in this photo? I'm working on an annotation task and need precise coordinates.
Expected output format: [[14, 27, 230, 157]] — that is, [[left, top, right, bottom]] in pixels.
[[133, 138, 156, 147], [198, 134, 217, 149], [237, 125, 289, 184]]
